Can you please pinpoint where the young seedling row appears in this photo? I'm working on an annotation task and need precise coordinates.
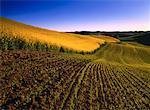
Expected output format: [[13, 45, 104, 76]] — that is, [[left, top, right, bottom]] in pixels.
[[0, 50, 150, 109]]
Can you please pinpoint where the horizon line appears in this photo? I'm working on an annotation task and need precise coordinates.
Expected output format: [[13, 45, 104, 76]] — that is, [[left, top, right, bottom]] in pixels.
[[1, 16, 150, 32]]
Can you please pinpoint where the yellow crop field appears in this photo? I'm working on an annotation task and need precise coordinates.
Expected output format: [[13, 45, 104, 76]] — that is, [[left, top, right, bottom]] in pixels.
[[0, 17, 119, 52], [92, 35, 120, 42]]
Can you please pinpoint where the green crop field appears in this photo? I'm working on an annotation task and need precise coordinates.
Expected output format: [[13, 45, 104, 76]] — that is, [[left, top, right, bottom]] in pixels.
[[0, 18, 150, 109]]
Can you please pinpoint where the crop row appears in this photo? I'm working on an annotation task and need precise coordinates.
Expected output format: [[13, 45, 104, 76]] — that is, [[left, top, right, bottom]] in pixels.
[[57, 62, 150, 109], [0, 50, 150, 109], [0, 50, 90, 109]]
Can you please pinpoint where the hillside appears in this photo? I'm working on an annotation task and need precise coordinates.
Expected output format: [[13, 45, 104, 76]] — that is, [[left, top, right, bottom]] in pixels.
[[69, 31, 150, 46], [119, 32, 150, 46], [0, 17, 119, 52], [1, 18, 150, 109], [1, 42, 150, 109], [95, 43, 150, 65]]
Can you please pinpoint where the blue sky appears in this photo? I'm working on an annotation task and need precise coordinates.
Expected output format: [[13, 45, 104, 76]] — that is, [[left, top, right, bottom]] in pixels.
[[1, 0, 150, 31]]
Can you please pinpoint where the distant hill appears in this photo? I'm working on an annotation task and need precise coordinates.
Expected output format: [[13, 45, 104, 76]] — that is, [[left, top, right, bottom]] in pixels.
[[69, 31, 150, 46], [0, 17, 119, 52], [119, 32, 150, 46]]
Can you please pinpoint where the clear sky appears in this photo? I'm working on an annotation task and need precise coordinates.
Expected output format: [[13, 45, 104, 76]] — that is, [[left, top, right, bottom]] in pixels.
[[1, 0, 150, 31]]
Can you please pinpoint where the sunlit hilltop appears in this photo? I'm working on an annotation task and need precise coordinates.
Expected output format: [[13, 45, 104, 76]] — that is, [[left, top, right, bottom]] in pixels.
[[0, 17, 119, 52]]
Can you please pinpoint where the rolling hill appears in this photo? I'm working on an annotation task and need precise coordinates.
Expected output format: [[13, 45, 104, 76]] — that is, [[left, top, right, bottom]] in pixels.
[[0, 17, 119, 52], [1, 17, 150, 109], [95, 42, 150, 65], [1, 42, 150, 109], [119, 32, 150, 46], [70, 31, 150, 46]]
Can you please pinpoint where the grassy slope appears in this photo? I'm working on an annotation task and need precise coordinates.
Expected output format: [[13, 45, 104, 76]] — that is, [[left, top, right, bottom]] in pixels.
[[0, 17, 118, 52], [94, 42, 150, 69]]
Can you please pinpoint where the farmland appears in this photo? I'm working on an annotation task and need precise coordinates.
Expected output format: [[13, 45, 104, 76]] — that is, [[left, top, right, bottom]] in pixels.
[[0, 18, 150, 109], [1, 17, 120, 52], [1, 42, 150, 109]]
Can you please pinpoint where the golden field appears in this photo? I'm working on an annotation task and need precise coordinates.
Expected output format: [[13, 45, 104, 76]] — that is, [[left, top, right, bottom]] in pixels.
[[92, 35, 120, 42], [0, 17, 119, 52]]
